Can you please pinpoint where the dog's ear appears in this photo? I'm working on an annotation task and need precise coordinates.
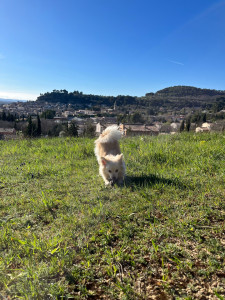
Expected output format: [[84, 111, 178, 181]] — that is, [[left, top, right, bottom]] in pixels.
[[101, 157, 107, 166], [119, 153, 124, 161]]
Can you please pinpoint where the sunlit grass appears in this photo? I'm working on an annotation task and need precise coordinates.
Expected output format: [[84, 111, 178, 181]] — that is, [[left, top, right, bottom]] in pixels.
[[0, 133, 224, 299]]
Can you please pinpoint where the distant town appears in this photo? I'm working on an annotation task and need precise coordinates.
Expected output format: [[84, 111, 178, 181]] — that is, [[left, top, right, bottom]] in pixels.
[[0, 85, 225, 140]]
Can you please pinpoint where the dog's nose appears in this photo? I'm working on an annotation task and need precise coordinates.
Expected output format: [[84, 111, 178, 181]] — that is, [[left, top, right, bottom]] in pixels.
[[112, 176, 117, 183]]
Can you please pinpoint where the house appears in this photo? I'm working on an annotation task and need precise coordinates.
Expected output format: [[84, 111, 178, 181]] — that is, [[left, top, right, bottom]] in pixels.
[[208, 121, 225, 132], [0, 128, 17, 140], [95, 123, 118, 135], [170, 122, 180, 131], [119, 124, 159, 136], [96, 123, 160, 136], [202, 122, 212, 130], [62, 111, 74, 118], [195, 122, 212, 133], [53, 117, 68, 123], [160, 124, 172, 134], [75, 109, 95, 116], [96, 122, 102, 134], [196, 127, 203, 133]]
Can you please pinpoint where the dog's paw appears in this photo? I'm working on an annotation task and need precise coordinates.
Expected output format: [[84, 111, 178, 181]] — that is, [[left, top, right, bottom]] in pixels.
[[104, 180, 111, 187]]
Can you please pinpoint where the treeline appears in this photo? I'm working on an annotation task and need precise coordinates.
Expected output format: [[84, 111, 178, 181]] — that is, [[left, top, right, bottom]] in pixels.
[[179, 113, 207, 133], [0, 111, 17, 122], [37, 90, 137, 107], [22, 116, 96, 138], [24, 116, 42, 137], [211, 97, 225, 112], [117, 112, 145, 124]]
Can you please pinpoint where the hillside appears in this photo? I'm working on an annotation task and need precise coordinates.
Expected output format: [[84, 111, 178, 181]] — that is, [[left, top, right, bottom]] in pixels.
[[36, 86, 225, 111], [0, 134, 224, 299]]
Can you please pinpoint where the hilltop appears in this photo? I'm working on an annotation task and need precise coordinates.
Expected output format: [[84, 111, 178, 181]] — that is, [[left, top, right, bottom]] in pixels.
[[152, 85, 225, 97]]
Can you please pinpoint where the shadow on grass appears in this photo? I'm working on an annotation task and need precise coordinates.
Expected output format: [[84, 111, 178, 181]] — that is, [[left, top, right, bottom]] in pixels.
[[125, 174, 189, 190]]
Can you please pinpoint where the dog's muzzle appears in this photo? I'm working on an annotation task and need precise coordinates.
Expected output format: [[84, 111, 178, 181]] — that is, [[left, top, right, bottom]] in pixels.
[[109, 177, 117, 186]]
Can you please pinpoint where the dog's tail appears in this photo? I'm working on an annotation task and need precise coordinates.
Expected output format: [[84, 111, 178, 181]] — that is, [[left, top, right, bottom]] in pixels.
[[96, 125, 122, 143]]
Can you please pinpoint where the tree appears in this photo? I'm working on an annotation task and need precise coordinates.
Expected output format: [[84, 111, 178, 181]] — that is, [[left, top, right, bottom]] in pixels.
[[83, 121, 95, 137], [27, 116, 33, 137], [186, 117, 191, 132], [147, 108, 155, 115], [201, 113, 207, 123], [180, 120, 185, 132], [2, 111, 6, 121], [212, 98, 225, 113], [40, 110, 56, 119], [36, 115, 42, 136], [25, 116, 36, 137], [48, 123, 64, 137], [67, 121, 78, 137], [6, 113, 15, 122], [131, 112, 144, 124], [117, 114, 128, 124]]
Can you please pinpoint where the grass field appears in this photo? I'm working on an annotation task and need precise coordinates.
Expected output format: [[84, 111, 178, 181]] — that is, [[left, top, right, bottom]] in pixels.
[[0, 133, 224, 299]]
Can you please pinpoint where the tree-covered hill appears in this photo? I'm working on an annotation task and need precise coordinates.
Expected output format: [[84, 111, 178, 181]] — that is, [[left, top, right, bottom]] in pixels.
[[36, 86, 225, 111], [152, 85, 225, 97], [143, 86, 225, 111], [36, 90, 137, 108]]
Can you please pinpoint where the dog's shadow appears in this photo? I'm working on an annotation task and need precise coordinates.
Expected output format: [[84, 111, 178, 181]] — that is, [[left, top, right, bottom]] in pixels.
[[124, 174, 188, 190]]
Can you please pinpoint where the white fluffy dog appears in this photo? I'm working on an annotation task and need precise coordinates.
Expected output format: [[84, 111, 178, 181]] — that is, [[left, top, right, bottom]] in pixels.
[[94, 125, 126, 186]]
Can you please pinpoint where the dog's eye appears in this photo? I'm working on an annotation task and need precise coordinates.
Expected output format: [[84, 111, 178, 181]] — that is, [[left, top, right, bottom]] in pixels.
[[108, 170, 112, 173], [115, 169, 118, 172]]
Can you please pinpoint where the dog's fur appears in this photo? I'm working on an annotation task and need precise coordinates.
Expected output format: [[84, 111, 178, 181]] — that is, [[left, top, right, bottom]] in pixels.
[[94, 125, 126, 186]]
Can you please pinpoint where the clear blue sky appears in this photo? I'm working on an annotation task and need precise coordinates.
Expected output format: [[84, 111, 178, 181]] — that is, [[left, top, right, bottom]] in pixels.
[[0, 0, 225, 100]]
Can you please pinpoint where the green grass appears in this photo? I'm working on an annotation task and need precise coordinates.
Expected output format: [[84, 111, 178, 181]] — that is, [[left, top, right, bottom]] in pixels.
[[0, 133, 224, 299]]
